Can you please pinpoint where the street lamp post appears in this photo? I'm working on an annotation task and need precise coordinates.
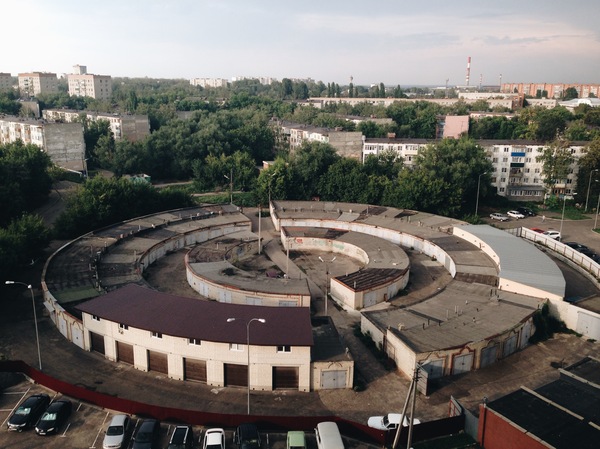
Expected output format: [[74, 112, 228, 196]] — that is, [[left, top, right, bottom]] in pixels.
[[5, 281, 42, 370], [594, 193, 600, 230], [475, 172, 487, 216], [224, 168, 233, 204], [318, 256, 336, 316], [226, 317, 266, 415], [559, 193, 576, 239], [585, 169, 598, 212]]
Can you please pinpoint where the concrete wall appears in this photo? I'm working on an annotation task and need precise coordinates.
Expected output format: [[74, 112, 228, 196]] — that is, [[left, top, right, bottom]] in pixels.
[[43, 122, 85, 169]]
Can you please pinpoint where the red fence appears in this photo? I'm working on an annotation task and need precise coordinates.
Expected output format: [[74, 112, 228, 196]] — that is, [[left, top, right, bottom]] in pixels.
[[0, 360, 464, 446]]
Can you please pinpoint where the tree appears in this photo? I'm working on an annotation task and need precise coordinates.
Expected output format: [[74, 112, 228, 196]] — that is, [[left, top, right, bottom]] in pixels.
[[379, 83, 386, 98], [391, 138, 493, 217], [575, 137, 600, 203], [536, 136, 575, 195], [281, 78, 293, 99], [288, 141, 340, 199], [563, 87, 579, 101]]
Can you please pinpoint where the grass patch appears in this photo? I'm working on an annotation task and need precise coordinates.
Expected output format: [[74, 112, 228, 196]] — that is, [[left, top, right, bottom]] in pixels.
[[413, 433, 480, 449]]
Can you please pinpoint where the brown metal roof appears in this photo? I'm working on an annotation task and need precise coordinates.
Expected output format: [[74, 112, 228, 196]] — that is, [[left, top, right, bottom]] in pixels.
[[76, 283, 313, 346]]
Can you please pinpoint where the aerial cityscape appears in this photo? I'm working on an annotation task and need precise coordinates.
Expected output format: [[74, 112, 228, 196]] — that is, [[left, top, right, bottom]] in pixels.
[[0, 1, 599, 449]]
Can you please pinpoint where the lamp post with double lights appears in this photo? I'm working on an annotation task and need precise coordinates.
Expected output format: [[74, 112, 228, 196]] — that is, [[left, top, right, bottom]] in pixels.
[[475, 171, 487, 216], [318, 256, 336, 316], [5, 281, 42, 370], [559, 193, 576, 239], [585, 169, 599, 212], [226, 317, 266, 415]]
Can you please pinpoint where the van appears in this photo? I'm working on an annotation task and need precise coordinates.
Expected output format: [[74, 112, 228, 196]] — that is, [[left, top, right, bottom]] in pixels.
[[315, 422, 344, 449], [286, 431, 306, 449]]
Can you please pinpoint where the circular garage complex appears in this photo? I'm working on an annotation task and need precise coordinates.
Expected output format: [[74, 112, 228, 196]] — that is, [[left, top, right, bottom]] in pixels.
[[41, 200, 580, 392]]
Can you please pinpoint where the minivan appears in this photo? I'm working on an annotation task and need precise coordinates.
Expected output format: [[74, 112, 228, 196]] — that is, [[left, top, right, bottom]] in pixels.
[[315, 422, 344, 449]]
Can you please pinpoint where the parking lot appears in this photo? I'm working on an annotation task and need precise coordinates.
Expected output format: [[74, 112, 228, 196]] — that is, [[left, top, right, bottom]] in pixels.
[[0, 379, 357, 449]]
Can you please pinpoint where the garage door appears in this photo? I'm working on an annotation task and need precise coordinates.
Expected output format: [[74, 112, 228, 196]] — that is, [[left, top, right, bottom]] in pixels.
[[320, 370, 347, 389], [90, 332, 105, 355], [148, 350, 168, 374], [452, 353, 473, 375], [273, 367, 299, 390], [117, 341, 134, 365], [224, 363, 247, 387], [184, 358, 207, 383], [480, 345, 498, 368], [502, 334, 518, 358]]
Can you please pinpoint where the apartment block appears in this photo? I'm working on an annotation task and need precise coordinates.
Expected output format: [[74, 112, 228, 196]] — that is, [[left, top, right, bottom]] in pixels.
[[67, 73, 112, 101], [0, 73, 13, 92], [275, 120, 364, 159], [190, 77, 228, 88], [0, 115, 85, 172], [362, 137, 585, 201], [501, 82, 600, 99], [43, 109, 150, 142], [18, 72, 59, 97], [308, 96, 518, 110]]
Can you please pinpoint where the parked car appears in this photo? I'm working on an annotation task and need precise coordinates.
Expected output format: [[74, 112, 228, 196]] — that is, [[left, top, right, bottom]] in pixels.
[[169, 425, 194, 449], [234, 423, 261, 449], [490, 213, 510, 221], [132, 419, 161, 449], [367, 413, 421, 431], [530, 227, 545, 233], [516, 206, 536, 216], [507, 210, 525, 219], [203, 428, 225, 449], [35, 399, 72, 435], [543, 230, 561, 241], [103, 414, 131, 449], [286, 431, 307, 449], [315, 422, 344, 449], [7, 393, 50, 431], [564, 242, 589, 252]]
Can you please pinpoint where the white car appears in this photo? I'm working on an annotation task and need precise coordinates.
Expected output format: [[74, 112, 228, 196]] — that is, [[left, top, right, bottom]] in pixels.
[[203, 428, 226, 449], [367, 413, 421, 431], [543, 230, 561, 241], [507, 210, 525, 219], [103, 414, 130, 449], [490, 213, 510, 221]]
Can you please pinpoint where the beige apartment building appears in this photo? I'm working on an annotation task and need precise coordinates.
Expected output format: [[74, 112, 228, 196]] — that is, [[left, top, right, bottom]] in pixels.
[[43, 109, 150, 142], [18, 72, 59, 97], [0, 73, 13, 92], [0, 116, 85, 172], [190, 77, 228, 88], [67, 65, 112, 101]]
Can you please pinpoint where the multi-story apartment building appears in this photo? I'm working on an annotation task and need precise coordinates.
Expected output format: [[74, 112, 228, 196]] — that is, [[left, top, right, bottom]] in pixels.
[[363, 137, 586, 201], [0, 73, 13, 92], [274, 120, 364, 160], [43, 109, 150, 142], [18, 72, 58, 97], [67, 65, 112, 101], [502, 83, 600, 99], [190, 78, 228, 88], [308, 96, 519, 110], [0, 115, 85, 172]]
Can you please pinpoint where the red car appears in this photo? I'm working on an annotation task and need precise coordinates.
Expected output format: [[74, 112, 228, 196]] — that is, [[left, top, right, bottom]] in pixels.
[[530, 228, 545, 233]]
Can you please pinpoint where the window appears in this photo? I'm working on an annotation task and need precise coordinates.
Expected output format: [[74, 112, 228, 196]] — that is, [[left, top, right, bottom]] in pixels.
[[501, 168, 507, 172], [230, 343, 244, 351], [501, 178, 506, 183], [277, 345, 291, 353], [499, 187, 505, 192], [535, 168, 540, 173], [92, 315, 100, 321], [151, 331, 162, 339], [492, 158, 498, 163], [502, 157, 508, 162], [118, 323, 128, 330], [525, 168, 530, 173], [188, 338, 201, 345]]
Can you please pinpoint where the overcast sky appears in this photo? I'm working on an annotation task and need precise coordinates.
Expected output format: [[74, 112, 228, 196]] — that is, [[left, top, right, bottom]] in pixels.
[[4, 0, 600, 86]]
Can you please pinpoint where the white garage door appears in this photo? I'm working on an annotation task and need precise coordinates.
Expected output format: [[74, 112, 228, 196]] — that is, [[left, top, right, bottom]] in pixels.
[[320, 370, 347, 389], [577, 312, 600, 340]]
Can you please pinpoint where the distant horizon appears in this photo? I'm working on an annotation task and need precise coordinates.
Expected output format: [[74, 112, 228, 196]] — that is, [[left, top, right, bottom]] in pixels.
[[4, 1, 599, 86]]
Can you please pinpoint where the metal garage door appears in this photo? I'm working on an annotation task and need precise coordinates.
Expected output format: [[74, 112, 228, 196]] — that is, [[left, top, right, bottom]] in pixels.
[[364, 292, 377, 308], [480, 345, 498, 368], [577, 312, 600, 340], [224, 363, 247, 387], [520, 322, 532, 348], [320, 370, 347, 389], [502, 334, 518, 358], [117, 341, 134, 365], [272, 367, 299, 390], [148, 350, 168, 374], [452, 353, 473, 375], [90, 332, 105, 355], [184, 358, 207, 383], [421, 359, 444, 379]]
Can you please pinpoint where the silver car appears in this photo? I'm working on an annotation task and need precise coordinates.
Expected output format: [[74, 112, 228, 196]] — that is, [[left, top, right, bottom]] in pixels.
[[103, 414, 131, 449], [490, 213, 510, 221]]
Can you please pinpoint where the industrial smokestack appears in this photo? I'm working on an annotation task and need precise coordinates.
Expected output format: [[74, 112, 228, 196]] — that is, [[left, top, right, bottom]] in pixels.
[[466, 56, 471, 86]]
